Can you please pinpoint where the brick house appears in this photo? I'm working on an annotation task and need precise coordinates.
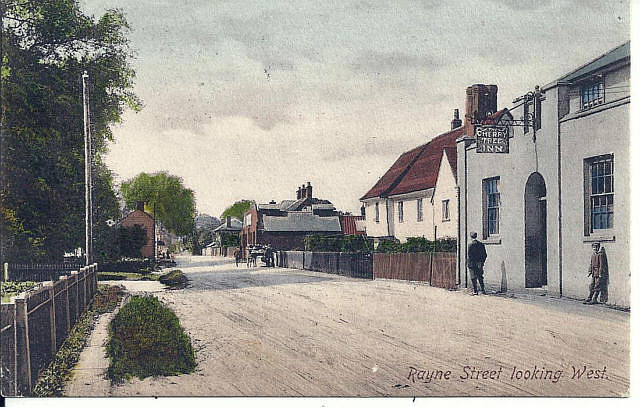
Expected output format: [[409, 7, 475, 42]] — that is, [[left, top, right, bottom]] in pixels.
[[240, 182, 342, 256], [118, 201, 155, 258]]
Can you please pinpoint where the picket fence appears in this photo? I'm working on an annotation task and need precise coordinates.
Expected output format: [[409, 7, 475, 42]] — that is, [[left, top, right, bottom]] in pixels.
[[1, 264, 98, 396]]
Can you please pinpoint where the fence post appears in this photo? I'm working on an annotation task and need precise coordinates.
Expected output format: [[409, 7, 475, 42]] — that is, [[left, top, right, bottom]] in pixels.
[[3, 263, 8, 281], [44, 281, 57, 355], [60, 275, 70, 334], [82, 267, 88, 311], [14, 295, 31, 395], [93, 263, 98, 294], [71, 271, 79, 320]]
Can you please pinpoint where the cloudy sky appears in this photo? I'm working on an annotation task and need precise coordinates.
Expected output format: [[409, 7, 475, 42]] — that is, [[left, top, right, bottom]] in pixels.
[[81, 0, 629, 218]]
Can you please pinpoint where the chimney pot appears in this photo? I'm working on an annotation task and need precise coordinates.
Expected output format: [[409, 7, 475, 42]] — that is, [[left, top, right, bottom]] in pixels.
[[451, 108, 462, 130], [136, 201, 145, 211]]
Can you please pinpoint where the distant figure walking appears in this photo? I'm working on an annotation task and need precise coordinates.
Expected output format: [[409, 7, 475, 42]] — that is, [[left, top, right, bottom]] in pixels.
[[264, 245, 274, 267], [467, 232, 487, 295], [584, 242, 609, 304], [234, 248, 241, 267]]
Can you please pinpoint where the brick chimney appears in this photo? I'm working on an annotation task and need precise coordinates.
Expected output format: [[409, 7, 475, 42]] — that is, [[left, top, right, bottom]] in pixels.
[[451, 108, 462, 130], [300, 184, 306, 199], [465, 84, 498, 127], [226, 216, 231, 227], [136, 201, 145, 211], [297, 187, 301, 199], [306, 181, 312, 200]]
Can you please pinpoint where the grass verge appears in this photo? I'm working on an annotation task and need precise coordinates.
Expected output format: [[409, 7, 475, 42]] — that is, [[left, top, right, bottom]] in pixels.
[[106, 295, 196, 383], [32, 285, 126, 396], [158, 269, 188, 289], [97, 272, 160, 281]]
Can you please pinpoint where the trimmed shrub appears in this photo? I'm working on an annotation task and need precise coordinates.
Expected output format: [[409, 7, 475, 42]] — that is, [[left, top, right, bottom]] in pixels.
[[158, 270, 188, 288], [106, 296, 196, 382]]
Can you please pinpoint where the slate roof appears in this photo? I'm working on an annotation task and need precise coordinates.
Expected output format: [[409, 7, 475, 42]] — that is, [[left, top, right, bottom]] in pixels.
[[214, 218, 243, 232], [361, 125, 464, 200], [557, 41, 630, 83], [263, 212, 342, 232]]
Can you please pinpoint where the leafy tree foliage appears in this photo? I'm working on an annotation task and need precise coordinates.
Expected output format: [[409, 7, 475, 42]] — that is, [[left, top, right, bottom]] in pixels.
[[1, 0, 139, 262], [220, 200, 253, 221], [120, 172, 195, 236]]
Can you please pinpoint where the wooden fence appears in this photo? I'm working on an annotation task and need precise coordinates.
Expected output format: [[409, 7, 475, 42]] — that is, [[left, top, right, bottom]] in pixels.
[[1, 264, 98, 396], [210, 247, 239, 257], [279, 251, 373, 279], [3, 261, 85, 282], [373, 252, 456, 289]]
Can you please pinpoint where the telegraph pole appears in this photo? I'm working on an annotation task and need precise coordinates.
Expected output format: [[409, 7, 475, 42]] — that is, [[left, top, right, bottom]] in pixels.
[[82, 71, 92, 265]]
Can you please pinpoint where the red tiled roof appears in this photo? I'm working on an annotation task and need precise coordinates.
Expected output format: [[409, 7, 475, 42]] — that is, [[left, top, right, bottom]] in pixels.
[[360, 143, 426, 200], [340, 215, 365, 235], [361, 125, 465, 200]]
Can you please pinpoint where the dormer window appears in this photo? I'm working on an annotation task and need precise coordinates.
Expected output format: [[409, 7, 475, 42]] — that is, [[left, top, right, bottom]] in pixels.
[[581, 80, 603, 110]]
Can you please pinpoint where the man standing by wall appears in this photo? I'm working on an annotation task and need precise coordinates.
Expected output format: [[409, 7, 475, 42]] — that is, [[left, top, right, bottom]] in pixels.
[[467, 232, 487, 295], [584, 242, 608, 304]]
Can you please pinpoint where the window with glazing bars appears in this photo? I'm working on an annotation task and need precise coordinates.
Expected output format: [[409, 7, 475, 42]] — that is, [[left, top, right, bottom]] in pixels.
[[398, 201, 404, 223], [442, 199, 450, 221], [484, 178, 500, 236], [417, 198, 423, 222], [581, 81, 603, 109], [588, 155, 613, 230]]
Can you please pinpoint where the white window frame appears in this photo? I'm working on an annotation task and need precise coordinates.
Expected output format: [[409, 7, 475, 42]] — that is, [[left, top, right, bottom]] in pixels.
[[584, 154, 614, 234], [442, 199, 450, 222], [482, 177, 500, 238]]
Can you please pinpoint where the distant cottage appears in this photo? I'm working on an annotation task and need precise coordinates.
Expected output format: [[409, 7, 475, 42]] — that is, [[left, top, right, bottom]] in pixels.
[[118, 201, 155, 259], [240, 182, 342, 256]]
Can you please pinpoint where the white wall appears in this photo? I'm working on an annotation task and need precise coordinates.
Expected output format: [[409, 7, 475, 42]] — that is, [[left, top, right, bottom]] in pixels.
[[363, 198, 390, 237], [458, 91, 561, 293], [391, 191, 435, 242], [559, 101, 629, 307], [433, 153, 458, 239]]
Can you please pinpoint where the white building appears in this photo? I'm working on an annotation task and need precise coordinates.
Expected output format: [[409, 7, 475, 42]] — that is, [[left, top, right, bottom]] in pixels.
[[361, 100, 486, 244], [457, 42, 630, 307]]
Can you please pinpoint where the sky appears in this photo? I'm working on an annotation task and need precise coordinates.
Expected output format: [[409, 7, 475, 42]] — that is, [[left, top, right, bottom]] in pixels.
[[80, 0, 630, 218]]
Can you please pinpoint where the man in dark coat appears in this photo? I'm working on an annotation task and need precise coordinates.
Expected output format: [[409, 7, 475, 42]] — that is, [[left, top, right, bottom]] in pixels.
[[467, 232, 487, 295], [584, 242, 609, 304]]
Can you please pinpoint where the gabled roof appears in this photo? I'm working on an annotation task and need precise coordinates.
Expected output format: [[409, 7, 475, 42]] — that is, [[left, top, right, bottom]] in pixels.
[[557, 41, 630, 83], [361, 125, 464, 200], [339, 215, 365, 235], [117, 208, 154, 225], [214, 217, 243, 232], [262, 212, 342, 232]]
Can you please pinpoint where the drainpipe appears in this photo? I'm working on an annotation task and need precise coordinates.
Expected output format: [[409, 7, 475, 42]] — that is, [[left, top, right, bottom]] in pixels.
[[557, 107, 563, 297], [464, 140, 469, 288], [456, 186, 461, 285]]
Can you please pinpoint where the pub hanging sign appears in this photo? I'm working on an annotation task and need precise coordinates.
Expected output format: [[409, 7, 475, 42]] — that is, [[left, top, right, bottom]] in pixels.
[[476, 125, 509, 153]]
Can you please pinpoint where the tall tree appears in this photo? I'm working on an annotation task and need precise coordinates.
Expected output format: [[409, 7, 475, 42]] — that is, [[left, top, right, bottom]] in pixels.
[[220, 200, 254, 221], [1, 0, 139, 262], [120, 172, 195, 236]]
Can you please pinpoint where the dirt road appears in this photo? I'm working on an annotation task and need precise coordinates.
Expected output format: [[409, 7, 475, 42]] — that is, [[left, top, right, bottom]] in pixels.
[[66, 255, 629, 397]]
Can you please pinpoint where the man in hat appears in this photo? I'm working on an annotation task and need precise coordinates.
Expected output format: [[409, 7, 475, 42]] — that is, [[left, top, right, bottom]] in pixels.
[[584, 242, 609, 304], [467, 232, 487, 295]]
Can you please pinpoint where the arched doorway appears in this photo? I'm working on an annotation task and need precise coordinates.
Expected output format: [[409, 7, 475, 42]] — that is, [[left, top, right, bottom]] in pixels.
[[524, 172, 547, 288]]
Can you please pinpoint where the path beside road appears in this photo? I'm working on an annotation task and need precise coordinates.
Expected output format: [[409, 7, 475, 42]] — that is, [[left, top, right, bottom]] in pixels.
[[65, 255, 629, 397]]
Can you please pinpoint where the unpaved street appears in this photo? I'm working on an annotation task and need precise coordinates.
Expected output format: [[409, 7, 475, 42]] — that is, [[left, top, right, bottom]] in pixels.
[[66, 255, 629, 397]]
